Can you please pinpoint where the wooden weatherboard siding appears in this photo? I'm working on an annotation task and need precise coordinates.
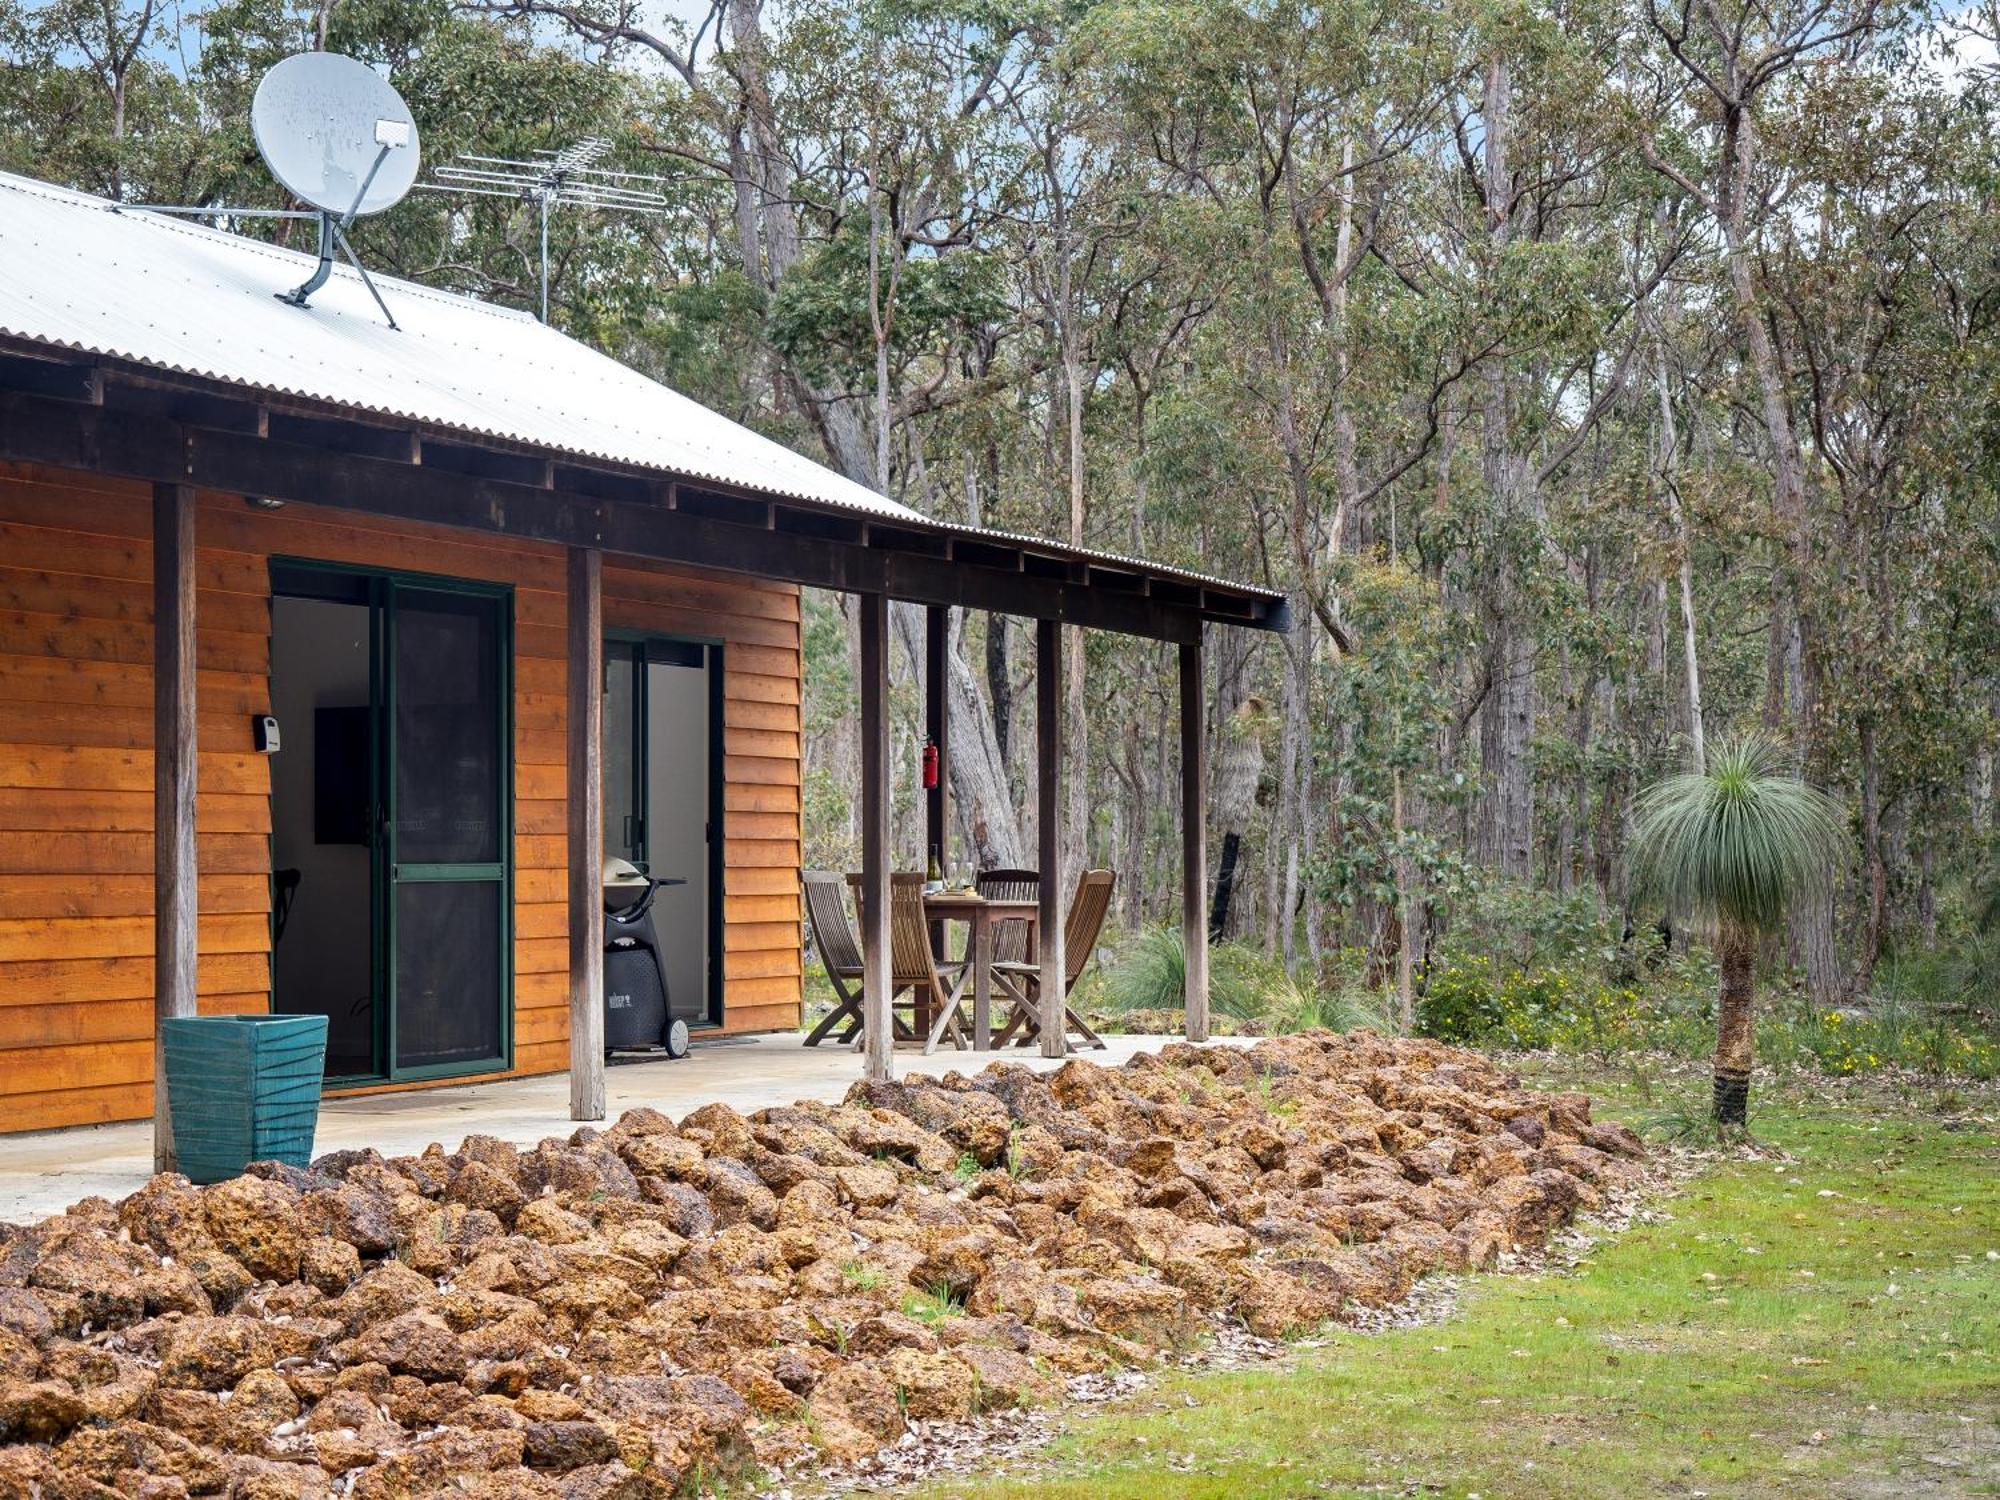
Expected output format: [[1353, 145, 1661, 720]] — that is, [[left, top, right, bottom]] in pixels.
[[0, 460, 804, 1133]]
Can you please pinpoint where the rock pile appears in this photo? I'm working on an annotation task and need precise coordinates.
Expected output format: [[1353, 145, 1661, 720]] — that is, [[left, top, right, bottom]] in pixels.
[[0, 1032, 1642, 1498]]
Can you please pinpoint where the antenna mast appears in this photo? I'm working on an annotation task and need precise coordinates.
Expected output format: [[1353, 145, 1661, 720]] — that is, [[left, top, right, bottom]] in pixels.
[[421, 139, 670, 322]]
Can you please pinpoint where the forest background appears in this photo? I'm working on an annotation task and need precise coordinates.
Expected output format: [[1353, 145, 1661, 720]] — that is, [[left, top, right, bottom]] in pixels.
[[5, 0, 1996, 1070]]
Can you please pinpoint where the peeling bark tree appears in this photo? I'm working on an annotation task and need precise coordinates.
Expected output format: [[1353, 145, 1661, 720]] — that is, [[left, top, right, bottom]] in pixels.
[[1207, 631, 1264, 941]]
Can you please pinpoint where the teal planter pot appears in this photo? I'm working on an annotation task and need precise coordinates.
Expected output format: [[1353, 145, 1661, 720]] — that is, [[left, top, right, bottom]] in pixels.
[[160, 1014, 329, 1184]]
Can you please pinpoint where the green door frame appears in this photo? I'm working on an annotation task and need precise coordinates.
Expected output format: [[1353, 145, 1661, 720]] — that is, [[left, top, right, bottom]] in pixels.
[[605, 629, 726, 1029], [269, 558, 515, 1087]]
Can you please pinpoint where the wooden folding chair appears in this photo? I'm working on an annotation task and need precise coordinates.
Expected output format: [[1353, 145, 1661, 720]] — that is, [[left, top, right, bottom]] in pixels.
[[802, 871, 866, 1046], [890, 875, 975, 1053], [975, 868, 1040, 963], [975, 866, 1039, 1015], [992, 868, 1113, 1051], [842, 873, 967, 1051]]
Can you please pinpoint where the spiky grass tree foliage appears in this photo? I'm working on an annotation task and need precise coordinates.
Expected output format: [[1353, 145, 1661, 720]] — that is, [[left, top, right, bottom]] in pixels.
[[1630, 736, 1849, 1126]]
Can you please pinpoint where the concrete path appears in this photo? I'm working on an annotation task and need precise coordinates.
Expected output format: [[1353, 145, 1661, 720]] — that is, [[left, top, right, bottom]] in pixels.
[[0, 1030, 1234, 1224]]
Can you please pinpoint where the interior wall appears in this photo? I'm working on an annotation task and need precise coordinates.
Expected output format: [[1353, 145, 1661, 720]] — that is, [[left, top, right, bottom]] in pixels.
[[268, 594, 374, 1074], [646, 654, 710, 1022]]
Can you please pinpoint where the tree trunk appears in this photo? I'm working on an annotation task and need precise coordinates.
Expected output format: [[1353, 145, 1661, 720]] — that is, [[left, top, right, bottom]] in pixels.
[[1857, 715, 1885, 992], [1206, 636, 1261, 942], [986, 615, 1012, 775], [892, 604, 1025, 871], [1393, 759, 1415, 1031], [1474, 54, 1538, 883], [1656, 338, 1705, 773], [1121, 710, 1148, 927], [1266, 617, 1308, 962], [1713, 919, 1757, 1126], [1918, 836, 1936, 949], [729, 0, 873, 482], [1210, 833, 1244, 944]]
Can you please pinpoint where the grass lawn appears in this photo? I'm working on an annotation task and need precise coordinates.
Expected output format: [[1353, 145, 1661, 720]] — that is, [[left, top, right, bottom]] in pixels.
[[915, 1062, 2000, 1500]]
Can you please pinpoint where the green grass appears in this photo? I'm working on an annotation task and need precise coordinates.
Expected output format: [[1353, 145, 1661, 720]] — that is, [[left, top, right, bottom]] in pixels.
[[901, 1282, 967, 1326], [915, 1067, 2000, 1499]]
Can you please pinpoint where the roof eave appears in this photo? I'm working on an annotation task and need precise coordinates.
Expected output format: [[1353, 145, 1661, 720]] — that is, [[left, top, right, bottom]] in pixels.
[[0, 336, 1288, 638]]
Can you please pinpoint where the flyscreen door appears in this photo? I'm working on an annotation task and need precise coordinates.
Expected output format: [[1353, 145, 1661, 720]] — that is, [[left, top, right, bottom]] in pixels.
[[385, 582, 511, 1075], [269, 563, 511, 1083]]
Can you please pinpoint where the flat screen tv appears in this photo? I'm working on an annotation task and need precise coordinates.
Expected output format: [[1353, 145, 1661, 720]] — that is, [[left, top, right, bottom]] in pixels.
[[314, 705, 370, 845]]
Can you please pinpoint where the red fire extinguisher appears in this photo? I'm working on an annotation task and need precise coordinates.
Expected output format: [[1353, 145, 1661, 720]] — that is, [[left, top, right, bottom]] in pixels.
[[921, 738, 939, 790]]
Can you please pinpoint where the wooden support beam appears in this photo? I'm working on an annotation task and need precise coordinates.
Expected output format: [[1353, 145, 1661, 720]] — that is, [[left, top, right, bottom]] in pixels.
[[925, 605, 949, 876], [152, 480, 197, 1172], [567, 546, 606, 1121], [1037, 617, 1067, 1059], [860, 593, 893, 1083], [0, 382, 1295, 641], [1180, 631, 1209, 1043]]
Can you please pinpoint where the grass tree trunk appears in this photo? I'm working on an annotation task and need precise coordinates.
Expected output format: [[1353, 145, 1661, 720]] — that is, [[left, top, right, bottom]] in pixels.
[[1713, 919, 1757, 1126]]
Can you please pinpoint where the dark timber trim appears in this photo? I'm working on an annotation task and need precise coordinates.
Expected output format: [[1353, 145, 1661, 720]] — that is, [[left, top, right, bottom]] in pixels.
[[567, 547, 605, 1120], [0, 347, 1287, 642], [925, 604, 949, 873], [1180, 633, 1210, 1043], [152, 480, 198, 1171]]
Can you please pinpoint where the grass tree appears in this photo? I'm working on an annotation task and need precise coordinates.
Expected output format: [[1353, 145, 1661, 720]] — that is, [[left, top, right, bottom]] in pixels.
[[1630, 736, 1849, 1127]]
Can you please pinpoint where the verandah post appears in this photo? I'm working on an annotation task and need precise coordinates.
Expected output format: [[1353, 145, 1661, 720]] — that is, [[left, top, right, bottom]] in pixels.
[[924, 604, 949, 871], [1037, 616, 1067, 1059], [1181, 629, 1209, 1043], [860, 591, 893, 1082], [153, 480, 198, 1173], [567, 545, 606, 1120]]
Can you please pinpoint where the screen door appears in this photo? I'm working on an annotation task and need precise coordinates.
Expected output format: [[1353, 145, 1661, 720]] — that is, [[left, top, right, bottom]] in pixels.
[[384, 581, 511, 1076], [271, 565, 512, 1083]]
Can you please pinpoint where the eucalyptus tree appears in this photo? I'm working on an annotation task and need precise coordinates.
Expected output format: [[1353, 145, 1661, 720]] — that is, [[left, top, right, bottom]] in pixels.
[[1639, 0, 1891, 1000], [1761, 52, 2000, 981]]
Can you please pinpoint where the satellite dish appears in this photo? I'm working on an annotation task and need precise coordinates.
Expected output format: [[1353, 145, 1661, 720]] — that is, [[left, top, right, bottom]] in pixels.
[[252, 52, 418, 218]]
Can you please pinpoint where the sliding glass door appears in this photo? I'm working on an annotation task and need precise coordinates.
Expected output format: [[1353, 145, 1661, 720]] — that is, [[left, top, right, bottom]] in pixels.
[[270, 563, 512, 1083], [603, 635, 722, 1027]]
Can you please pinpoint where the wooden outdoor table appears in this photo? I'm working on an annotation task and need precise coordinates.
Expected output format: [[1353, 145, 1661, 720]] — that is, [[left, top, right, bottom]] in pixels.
[[846, 876, 1038, 1050], [921, 890, 1037, 1052]]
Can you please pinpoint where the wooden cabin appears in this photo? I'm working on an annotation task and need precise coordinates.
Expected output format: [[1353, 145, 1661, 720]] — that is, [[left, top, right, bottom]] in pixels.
[[0, 466, 805, 1131], [0, 170, 1285, 1151]]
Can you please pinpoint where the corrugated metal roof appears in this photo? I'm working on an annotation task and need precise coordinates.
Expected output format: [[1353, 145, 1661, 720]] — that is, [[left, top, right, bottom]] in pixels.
[[0, 170, 1281, 608], [0, 171, 924, 522]]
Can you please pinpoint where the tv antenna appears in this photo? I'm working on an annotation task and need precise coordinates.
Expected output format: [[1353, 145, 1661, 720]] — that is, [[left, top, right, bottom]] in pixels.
[[420, 138, 670, 322], [125, 52, 419, 329]]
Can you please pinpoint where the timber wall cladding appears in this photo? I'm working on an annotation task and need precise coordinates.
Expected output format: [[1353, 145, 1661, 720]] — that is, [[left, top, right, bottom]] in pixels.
[[0, 460, 804, 1133]]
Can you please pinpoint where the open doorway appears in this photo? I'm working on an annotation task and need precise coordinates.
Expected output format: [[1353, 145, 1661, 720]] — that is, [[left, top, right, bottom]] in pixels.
[[268, 588, 376, 1076], [603, 636, 723, 1028], [268, 563, 513, 1083]]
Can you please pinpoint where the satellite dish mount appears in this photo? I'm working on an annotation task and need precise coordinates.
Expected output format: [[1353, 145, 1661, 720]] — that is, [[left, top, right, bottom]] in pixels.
[[248, 53, 420, 328], [129, 53, 420, 330], [275, 113, 412, 324]]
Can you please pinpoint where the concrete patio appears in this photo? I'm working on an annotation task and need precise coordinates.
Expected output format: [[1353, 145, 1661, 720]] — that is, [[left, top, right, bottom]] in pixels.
[[0, 1030, 1236, 1224]]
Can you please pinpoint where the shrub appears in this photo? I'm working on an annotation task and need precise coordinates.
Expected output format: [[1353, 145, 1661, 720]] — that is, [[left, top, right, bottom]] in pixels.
[[1412, 947, 1999, 1081], [1100, 925, 1277, 1021], [1415, 959, 1658, 1054]]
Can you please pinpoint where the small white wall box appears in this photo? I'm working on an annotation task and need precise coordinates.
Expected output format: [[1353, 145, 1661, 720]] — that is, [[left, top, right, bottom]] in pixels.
[[253, 715, 281, 753]]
